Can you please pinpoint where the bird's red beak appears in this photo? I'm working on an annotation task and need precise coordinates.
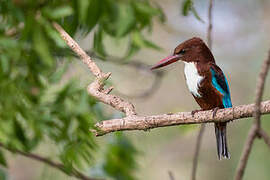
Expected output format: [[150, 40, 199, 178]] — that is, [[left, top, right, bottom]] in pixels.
[[151, 55, 180, 70]]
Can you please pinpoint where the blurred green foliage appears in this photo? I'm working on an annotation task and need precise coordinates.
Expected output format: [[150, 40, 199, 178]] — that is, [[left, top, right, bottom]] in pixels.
[[102, 133, 138, 180], [0, 0, 165, 179], [181, 0, 204, 22]]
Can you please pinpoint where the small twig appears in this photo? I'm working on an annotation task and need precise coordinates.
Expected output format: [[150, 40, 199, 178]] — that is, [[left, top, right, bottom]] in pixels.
[[0, 143, 99, 180], [207, 0, 213, 50], [191, 0, 213, 179], [117, 71, 164, 99], [168, 170, 175, 180], [258, 129, 270, 148], [235, 51, 270, 180], [191, 124, 205, 180], [86, 50, 165, 99]]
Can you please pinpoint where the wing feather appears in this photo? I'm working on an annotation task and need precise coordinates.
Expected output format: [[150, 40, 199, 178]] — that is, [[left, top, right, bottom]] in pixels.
[[210, 64, 232, 108]]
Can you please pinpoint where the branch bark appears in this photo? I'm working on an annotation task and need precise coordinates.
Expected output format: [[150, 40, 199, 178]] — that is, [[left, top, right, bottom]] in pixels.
[[93, 100, 270, 136]]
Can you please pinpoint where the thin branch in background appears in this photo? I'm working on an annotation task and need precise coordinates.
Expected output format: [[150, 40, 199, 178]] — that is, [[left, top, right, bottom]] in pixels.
[[191, 125, 205, 180], [207, 0, 213, 49], [191, 0, 213, 179], [235, 50, 270, 180], [168, 170, 175, 180], [234, 125, 257, 180], [253, 50, 270, 127], [258, 129, 270, 148], [117, 70, 164, 99], [0, 143, 100, 180], [86, 50, 165, 99]]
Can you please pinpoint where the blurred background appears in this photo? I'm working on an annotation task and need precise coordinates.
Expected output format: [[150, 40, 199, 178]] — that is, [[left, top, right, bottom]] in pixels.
[[0, 0, 270, 179]]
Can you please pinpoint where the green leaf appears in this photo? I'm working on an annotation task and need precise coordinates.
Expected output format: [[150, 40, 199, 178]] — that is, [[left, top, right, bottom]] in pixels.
[[102, 133, 138, 180], [133, 1, 160, 16], [182, 0, 192, 16], [43, 23, 67, 48], [101, 2, 136, 37], [43, 6, 73, 20], [14, 119, 27, 149], [191, 6, 204, 23], [84, 0, 101, 33], [0, 55, 9, 74], [115, 3, 136, 37], [77, 0, 90, 22], [0, 168, 7, 180], [142, 38, 162, 50], [0, 150, 7, 168], [93, 29, 107, 57], [131, 31, 161, 50], [33, 26, 54, 67], [49, 63, 68, 83], [0, 37, 18, 49], [182, 0, 204, 22]]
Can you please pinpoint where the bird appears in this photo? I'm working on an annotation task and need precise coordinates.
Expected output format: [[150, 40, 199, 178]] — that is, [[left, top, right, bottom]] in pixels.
[[151, 37, 232, 159]]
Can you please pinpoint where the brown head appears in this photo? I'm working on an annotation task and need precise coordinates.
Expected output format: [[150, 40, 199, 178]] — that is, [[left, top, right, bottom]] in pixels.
[[151, 37, 215, 70]]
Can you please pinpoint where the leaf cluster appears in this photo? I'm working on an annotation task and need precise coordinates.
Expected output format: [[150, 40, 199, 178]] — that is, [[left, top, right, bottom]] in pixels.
[[0, 0, 161, 178]]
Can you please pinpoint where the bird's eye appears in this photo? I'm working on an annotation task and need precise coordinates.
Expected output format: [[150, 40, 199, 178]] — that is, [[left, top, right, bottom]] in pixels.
[[178, 49, 186, 54]]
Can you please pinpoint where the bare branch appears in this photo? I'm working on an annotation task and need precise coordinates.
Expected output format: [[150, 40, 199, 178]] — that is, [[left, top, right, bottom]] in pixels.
[[234, 125, 257, 180], [92, 100, 270, 136], [168, 171, 175, 180], [53, 22, 136, 116], [86, 50, 165, 99], [258, 129, 270, 148], [235, 51, 270, 180], [207, 0, 213, 49], [253, 51, 270, 127], [191, 124, 205, 180], [0, 143, 100, 180]]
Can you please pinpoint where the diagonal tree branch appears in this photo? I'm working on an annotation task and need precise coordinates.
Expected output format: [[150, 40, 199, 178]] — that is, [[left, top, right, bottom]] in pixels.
[[0, 143, 100, 180], [235, 50, 270, 180], [53, 22, 136, 116], [234, 125, 257, 180], [86, 50, 165, 99]]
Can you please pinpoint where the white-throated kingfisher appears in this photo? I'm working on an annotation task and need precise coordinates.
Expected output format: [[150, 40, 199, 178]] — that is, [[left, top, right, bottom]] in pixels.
[[151, 37, 232, 159]]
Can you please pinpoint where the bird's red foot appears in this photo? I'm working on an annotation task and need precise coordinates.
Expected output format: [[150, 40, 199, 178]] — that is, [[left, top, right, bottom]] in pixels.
[[212, 107, 220, 118], [191, 109, 203, 117]]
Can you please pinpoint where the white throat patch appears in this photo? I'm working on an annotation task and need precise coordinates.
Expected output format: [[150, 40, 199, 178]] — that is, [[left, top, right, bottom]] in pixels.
[[184, 62, 204, 97]]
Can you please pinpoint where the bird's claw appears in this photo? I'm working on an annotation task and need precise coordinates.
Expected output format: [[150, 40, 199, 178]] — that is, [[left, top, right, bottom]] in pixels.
[[212, 107, 219, 118], [191, 109, 203, 117]]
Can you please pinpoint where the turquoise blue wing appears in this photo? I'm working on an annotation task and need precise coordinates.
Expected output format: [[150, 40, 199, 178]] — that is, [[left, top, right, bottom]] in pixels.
[[210, 64, 232, 108]]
